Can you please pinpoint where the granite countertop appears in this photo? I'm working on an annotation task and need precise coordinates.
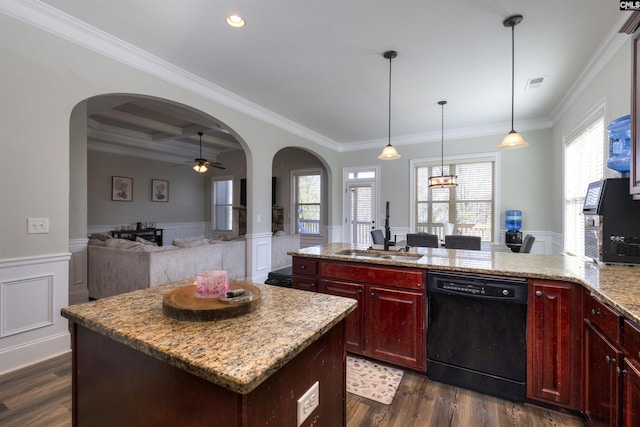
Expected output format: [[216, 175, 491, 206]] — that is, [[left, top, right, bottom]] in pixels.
[[289, 242, 640, 328], [61, 279, 357, 395]]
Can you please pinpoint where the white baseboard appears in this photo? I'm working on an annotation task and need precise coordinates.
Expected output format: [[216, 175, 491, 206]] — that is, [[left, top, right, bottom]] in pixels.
[[0, 331, 71, 376]]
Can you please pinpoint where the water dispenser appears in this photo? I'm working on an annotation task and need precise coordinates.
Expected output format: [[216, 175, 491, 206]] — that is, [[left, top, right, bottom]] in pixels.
[[607, 115, 630, 173], [505, 210, 522, 251]]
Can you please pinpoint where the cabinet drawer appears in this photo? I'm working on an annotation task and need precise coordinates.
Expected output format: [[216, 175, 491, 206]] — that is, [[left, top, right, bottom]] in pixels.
[[624, 319, 640, 365], [319, 261, 425, 290], [292, 277, 317, 292], [585, 295, 622, 345], [292, 258, 318, 276]]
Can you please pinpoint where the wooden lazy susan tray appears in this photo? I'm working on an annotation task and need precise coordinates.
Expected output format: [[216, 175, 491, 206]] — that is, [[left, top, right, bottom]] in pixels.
[[162, 282, 262, 322]]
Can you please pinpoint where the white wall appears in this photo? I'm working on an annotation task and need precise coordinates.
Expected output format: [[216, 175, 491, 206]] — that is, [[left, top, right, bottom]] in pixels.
[[87, 150, 208, 227], [335, 128, 555, 244], [0, 12, 336, 373]]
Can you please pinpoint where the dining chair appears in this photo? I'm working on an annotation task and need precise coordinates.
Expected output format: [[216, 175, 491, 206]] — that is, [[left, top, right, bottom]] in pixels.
[[519, 234, 535, 253], [406, 233, 439, 248], [444, 235, 481, 250], [371, 229, 385, 244]]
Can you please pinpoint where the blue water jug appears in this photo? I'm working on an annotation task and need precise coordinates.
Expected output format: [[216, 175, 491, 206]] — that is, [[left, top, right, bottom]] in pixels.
[[505, 210, 522, 231], [607, 115, 630, 173]]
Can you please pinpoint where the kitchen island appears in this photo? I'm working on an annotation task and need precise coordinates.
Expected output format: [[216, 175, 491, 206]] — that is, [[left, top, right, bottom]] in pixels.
[[61, 279, 357, 427], [289, 243, 640, 422], [290, 242, 640, 325]]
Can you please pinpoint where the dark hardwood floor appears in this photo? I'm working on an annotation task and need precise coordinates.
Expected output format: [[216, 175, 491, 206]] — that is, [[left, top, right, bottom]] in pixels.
[[0, 353, 586, 427]]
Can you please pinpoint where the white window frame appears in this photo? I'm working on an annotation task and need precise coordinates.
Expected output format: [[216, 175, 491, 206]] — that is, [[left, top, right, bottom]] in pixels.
[[291, 168, 323, 236], [343, 165, 380, 244], [410, 152, 501, 242], [562, 98, 607, 256], [211, 175, 234, 232]]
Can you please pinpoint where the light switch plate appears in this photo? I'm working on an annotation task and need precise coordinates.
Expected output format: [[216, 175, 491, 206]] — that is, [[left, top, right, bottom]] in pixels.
[[27, 218, 49, 234], [297, 381, 319, 426]]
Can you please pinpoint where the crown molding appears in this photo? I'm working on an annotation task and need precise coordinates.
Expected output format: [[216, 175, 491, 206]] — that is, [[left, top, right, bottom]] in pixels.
[[1, 0, 629, 154], [1, 0, 341, 152], [549, 12, 631, 123]]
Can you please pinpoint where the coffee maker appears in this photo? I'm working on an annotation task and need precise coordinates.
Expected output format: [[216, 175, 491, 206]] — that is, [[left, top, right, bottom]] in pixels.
[[583, 177, 640, 264]]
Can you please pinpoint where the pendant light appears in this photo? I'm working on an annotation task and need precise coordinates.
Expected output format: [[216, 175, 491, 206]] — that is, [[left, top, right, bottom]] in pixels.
[[498, 14, 529, 150], [428, 101, 458, 188], [378, 50, 401, 160]]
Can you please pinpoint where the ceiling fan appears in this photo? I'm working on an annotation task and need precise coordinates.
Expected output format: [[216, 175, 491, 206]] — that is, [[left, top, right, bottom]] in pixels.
[[193, 131, 225, 173]]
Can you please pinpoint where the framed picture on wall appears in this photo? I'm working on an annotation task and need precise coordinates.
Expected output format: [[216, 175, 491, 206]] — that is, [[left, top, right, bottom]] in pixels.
[[111, 176, 133, 201], [151, 179, 169, 202]]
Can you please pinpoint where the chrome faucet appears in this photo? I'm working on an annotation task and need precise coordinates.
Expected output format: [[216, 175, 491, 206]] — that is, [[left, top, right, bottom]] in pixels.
[[384, 201, 391, 251]]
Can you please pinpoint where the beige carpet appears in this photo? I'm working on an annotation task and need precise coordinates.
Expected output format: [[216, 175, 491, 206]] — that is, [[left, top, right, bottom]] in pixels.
[[346, 356, 404, 405]]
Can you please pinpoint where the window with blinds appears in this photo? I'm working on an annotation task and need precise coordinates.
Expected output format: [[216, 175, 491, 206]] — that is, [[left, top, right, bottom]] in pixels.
[[212, 178, 233, 231], [415, 160, 495, 241], [294, 171, 322, 235], [564, 115, 604, 256]]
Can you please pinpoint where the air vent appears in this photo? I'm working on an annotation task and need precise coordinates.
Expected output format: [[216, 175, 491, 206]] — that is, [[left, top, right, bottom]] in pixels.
[[526, 77, 544, 90]]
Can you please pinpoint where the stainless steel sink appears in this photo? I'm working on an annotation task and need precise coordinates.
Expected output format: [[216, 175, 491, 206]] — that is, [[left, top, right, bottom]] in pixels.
[[335, 249, 423, 262]]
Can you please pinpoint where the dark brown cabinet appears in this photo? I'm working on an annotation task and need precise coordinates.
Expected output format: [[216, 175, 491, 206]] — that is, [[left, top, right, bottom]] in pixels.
[[631, 29, 640, 198], [291, 258, 317, 292], [366, 284, 424, 371], [623, 319, 640, 426], [584, 294, 624, 426], [318, 279, 365, 354], [526, 279, 582, 410], [293, 257, 426, 372], [585, 321, 623, 426]]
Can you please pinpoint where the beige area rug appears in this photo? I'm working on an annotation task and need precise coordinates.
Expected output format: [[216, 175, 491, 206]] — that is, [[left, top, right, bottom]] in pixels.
[[346, 356, 404, 405]]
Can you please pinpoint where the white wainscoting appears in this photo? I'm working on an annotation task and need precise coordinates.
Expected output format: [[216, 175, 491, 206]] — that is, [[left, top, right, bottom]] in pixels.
[[69, 238, 89, 304], [246, 232, 273, 284], [0, 253, 71, 376]]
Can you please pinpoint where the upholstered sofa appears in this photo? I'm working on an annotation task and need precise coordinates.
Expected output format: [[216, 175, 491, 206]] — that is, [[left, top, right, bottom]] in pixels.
[[87, 234, 300, 299], [87, 239, 245, 299]]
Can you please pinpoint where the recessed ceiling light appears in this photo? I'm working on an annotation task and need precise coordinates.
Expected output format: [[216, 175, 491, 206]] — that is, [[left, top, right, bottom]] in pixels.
[[226, 14, 245, 28]]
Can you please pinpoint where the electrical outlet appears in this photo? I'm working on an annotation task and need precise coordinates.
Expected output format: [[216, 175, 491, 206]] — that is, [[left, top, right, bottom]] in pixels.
[[297, 381, 319, 426], [27, 218, 49, 234]]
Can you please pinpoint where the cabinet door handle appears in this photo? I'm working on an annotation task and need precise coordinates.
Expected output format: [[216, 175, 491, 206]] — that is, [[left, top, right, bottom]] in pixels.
[[591, 309, 601, 316], [616, 366, 627, 376], [300, 265, 306, 270], [535, 291, 543, 297], [605, 355, 615, 364], [358, 289, 363, 294], [370, 292, 375, 298]]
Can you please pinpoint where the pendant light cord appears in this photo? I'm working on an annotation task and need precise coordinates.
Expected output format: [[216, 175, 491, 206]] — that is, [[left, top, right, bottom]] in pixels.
[[438, 100, 447, 175], [388, 54, 392, 146], [510, 24, 515, 131]]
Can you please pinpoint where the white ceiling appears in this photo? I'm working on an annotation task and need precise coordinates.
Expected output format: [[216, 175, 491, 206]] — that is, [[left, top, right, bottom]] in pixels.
[[14, 1, 633, 155]]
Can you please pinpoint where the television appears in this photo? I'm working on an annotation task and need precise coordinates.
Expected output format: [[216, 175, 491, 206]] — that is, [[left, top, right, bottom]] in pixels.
[[240, 177, 276, 206]]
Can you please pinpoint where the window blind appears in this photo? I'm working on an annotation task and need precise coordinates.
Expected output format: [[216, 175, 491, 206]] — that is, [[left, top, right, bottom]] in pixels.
[[416, 160, 494, 241], [564, 116, 604, 256]]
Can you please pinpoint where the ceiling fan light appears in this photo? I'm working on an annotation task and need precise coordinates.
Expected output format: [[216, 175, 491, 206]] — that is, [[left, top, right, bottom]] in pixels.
[[428, 174, 458, 188], [378, 144, 401, 160], [498, 130, 529, 149], [193, 161, 208, 173]]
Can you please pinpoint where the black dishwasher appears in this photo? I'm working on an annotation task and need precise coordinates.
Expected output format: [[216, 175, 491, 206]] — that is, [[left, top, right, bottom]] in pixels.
[[427, 271, 527, 402]]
